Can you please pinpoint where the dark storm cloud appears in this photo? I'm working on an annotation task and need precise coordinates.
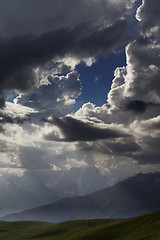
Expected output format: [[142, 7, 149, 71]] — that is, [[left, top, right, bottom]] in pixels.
[[0, 0, 134, 38], [134, 152, 160, 165], [132, 136, 160, 165], [0, 29, 72, 93], [0, 125, 4, 132], [125, 100, 148, 113], [0, 112, 28, 125], [0, 0, 135, 110], [136, 0, 160, 31], [0, 97, 5, 108], [125, 100, 160, 113], [44, 116, 130, 142], [77, 139, 141, 156], [0, 20, 129, 96], [74, 20, 128, 57], [107, 141, 141, 154]]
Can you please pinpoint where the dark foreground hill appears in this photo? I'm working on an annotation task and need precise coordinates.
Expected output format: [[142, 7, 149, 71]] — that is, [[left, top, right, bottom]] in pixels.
[[2, 172, 160, 222], [1, 210, 160, 240]]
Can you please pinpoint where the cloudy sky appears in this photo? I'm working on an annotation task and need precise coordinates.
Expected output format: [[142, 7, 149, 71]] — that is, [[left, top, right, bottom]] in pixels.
[[0, 0, 160, 187]]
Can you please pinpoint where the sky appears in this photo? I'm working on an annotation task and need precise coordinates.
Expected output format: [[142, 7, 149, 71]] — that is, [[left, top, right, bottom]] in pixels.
[[0, 0, 160, 193]]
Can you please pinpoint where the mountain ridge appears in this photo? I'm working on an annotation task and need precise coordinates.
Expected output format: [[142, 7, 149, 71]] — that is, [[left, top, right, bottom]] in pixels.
[[0, 166, 108, 216], [1, 171, 160, 222]]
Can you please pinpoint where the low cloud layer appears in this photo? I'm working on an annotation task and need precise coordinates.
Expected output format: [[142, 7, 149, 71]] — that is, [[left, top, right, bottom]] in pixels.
[[44, 116, 130, 142]]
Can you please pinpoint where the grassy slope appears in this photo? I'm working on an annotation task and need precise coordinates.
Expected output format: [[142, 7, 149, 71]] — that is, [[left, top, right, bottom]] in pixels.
[[0, 210, 160, 240]]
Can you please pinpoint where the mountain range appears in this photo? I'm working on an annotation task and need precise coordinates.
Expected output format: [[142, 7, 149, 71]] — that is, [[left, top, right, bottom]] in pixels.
[[2, 172, 160, 222], [0, 166, 108, 216]]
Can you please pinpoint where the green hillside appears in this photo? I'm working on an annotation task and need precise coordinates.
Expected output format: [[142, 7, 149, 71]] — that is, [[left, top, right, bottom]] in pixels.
[[0, 210, 160, 240]]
